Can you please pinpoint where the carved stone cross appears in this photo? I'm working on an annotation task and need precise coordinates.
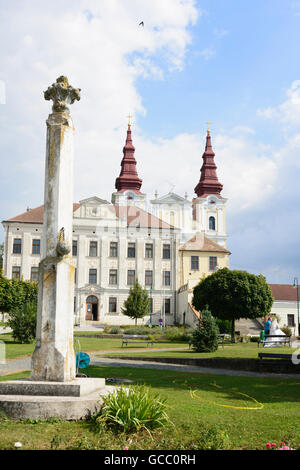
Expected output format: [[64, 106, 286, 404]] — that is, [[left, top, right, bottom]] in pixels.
[[44, 76, 81, 113]]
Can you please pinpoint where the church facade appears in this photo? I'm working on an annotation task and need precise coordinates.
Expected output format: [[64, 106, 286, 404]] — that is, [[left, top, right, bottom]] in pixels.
[[2, 125, 230, 326]]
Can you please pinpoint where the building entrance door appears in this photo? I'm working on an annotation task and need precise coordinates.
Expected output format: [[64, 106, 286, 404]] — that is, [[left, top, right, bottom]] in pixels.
[[86, 296, 99, 321]]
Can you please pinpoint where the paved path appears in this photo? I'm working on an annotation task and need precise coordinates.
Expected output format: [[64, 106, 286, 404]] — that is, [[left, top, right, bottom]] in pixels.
[[1, 352, 300, 380]]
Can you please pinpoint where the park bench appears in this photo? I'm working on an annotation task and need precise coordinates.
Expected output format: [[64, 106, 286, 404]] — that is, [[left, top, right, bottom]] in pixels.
[[258, 352, 300, 372], [189, 333, 226, 349], [121, 335, 154, 348], [257, 335, 291, 348]]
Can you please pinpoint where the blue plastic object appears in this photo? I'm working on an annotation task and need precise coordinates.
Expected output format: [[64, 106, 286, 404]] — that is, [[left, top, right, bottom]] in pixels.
[[76, 352, 90, 376]]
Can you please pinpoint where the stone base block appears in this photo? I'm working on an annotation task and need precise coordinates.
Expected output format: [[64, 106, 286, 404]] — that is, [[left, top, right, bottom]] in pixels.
[[0, 378, 111, 420], [0, 378, 105, 397]]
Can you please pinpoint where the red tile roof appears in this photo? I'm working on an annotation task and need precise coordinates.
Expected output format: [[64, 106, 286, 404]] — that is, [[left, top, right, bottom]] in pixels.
[[111, 205, 174, 229], [4, 204, 80, 224], [179, 232, 230, 254], [3, 203, 173, 229], [268, 284, 298, 301]]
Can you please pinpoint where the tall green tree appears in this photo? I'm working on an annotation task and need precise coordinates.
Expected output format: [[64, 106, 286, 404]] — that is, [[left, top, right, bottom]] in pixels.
[[0, 271, 38, 314], [122, 280, 150, 326], [192, 268, 273, 342]]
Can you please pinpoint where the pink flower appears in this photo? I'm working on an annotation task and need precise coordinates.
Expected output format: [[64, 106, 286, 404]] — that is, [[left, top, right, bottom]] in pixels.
[[266, 443, 272, 448], [271, 443, 277, 447], [123, 446, 129, 450]]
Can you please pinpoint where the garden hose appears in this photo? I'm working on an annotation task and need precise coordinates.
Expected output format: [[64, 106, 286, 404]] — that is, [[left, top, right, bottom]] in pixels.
[[190, 382, 264, 411]]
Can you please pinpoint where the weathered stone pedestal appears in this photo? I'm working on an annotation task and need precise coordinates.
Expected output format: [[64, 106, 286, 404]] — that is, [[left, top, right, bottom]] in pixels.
[[0, 378, 110, 420]]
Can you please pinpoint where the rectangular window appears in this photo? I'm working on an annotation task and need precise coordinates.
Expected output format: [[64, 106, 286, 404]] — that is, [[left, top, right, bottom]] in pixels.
[[163, 244, 170, 259], [145, 243, 153, 258], [32, 239, 40, 255], [109, 269, 118, 285], [30, 267, 39, 282], [110, 242, 118, 257], [145, 270, 153, 286], [89, 241, 98, 257], [12, 266, 21, 280], [74, 296, 76, 313], [89, 268, 97, 284], [191, 256, 199, 270], [109, 297, 117, 313], [127, 270, 136, 285], [128, 242, 136, 258], [164, 298, 171, 314], [74, 268, 77, 284], [13, 239, 22, 254], [163, 271, 171, 286], [209, 256, 218, 271], [72, 240, 78, 256], [288, 314, 295, 327]]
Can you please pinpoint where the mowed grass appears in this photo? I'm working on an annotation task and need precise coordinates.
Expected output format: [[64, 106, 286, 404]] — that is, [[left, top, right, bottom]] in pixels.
[[103, 342, 298, 359], [0, 334, 188, 361], [0, 366, 300, 450]]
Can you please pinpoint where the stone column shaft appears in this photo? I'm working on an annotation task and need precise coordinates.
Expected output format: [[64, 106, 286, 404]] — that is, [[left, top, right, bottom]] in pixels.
[[31, 110, 76, 382]]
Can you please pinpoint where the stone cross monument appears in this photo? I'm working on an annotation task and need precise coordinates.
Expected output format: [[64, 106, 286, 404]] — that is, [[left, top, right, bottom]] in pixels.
[[0, 78, 106, 420], [31, 76, 81, 382]]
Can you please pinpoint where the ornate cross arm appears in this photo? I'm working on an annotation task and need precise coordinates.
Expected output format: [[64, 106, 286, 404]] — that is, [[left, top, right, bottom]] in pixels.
[[44, 76, 81, 112]]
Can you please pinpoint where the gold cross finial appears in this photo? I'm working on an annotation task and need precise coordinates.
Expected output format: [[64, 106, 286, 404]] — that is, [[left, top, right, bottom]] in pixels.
[[206, 121, 211, 133], [127, 113, 133, 126]]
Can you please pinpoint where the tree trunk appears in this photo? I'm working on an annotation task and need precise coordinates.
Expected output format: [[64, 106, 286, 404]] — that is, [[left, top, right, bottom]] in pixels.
[[231, 318, 235, 343], [135, 318, 137, 326]]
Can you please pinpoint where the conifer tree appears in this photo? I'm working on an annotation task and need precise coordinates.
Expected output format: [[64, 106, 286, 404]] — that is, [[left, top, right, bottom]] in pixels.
[[190, 306, 219, 352], [122, 280, 150, 326]]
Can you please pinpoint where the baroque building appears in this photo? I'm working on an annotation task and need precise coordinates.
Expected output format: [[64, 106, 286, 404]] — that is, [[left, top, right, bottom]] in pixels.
[[2, 124, 230, 326]]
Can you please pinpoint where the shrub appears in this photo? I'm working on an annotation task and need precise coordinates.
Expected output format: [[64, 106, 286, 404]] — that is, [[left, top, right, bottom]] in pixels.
[[281, 325, 292, 336], [190, 307, 219, 352], [91, 385, 171, 434], [109, 327, 121, 334], [164, 328, 191, 342], [123, 327, 150, 336], [7, 302, 37, 343], [250, 336, 260, 343]]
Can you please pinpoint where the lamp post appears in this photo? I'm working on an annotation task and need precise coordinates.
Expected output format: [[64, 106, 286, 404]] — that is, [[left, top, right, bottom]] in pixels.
[[149, 284, 153, 328], [293, 277, 300, 337]]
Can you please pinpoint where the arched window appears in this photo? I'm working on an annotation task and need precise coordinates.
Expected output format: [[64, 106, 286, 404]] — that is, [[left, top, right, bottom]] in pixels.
[[209, 216, 216, 231]]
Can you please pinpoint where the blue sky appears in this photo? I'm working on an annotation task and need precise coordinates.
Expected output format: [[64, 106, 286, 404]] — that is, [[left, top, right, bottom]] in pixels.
[[0, 0, 300, 284]]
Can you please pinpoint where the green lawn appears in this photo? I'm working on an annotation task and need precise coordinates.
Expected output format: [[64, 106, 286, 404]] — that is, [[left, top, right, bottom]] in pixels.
[[0, 334, 188, 360], [0, 366, 300, 450], [103, 342, 297, 359]]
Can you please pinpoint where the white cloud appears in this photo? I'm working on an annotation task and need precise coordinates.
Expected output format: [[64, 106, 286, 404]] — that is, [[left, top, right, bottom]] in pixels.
[[257, 80, 300, 127], [0, 0, 199, 220], [197, 47, 216, 61], [213, 28, 229, 39]]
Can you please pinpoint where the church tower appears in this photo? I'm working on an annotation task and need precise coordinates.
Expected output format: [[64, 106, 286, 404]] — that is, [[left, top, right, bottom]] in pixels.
[[112, 123, 145, 207], [192, 129, 227, 247]]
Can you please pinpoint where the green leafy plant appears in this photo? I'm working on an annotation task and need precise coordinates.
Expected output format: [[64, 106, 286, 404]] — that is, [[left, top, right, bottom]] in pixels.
[[7, 302, 37, 343], [109, 327, 122, 334], [193, 425, 230, 450], [190, 307, 219, 352], [91, 385, 171, 434]]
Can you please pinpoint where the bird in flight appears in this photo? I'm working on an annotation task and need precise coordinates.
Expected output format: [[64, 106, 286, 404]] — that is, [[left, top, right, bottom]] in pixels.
[[139, 21, 144, 27]]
